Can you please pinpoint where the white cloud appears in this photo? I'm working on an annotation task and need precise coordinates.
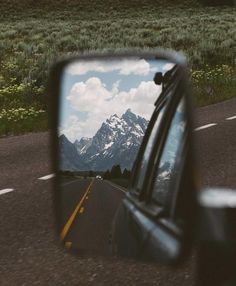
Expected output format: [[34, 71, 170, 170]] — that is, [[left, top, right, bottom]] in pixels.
[[67, 77, 111, 112], [60, 115, 83, 142], [163, 63, 175, 71], [63, 77, 162, 141], [67, 59, 151, 76]]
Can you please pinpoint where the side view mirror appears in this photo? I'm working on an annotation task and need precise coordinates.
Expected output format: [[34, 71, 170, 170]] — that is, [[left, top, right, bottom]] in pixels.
[[49, 51, 196, 265]]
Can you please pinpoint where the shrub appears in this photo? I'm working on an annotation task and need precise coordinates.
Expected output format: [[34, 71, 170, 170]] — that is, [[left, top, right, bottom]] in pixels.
[[0, 107, 48, 135], [191, 64, 236, 106]]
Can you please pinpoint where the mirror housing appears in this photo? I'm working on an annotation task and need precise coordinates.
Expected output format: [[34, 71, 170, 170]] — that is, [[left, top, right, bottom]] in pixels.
[[49, 50, 196, 266]]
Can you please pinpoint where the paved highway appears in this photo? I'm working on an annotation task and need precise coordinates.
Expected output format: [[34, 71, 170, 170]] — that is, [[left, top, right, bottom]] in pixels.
[[0, 98, 236, 285], [60, 178, 124, 256]]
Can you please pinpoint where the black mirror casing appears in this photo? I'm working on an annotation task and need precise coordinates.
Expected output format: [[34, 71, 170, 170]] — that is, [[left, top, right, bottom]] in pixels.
[[48, 50, 197, 266]]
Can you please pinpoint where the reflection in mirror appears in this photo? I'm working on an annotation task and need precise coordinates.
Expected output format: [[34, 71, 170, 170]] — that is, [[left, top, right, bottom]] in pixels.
[[57, 57, 176, 257], [152, 97, 186, 206]]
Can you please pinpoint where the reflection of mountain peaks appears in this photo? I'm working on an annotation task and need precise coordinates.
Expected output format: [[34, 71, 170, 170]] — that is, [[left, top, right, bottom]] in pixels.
[[59, 109, 149, 171], [74, 137, 92, 154], [59, 134, 89, 171]]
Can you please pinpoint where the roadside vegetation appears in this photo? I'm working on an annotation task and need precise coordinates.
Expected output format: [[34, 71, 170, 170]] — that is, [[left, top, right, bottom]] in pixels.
[[103, 165, 131, 188], [0, 0, 235, 135], [191, 64, 236, 106]]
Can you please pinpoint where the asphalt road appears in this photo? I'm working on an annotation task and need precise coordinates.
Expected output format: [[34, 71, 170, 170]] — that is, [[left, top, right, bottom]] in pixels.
[[60, 178, 124, 256], [0, 97, 236, 285]]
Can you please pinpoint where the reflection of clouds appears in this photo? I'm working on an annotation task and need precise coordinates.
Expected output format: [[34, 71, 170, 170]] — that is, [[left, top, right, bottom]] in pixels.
[[163, 63, 175, 71], [153, 97, 186, 204], [67, 59, 151, 76], [178, 120, 186, 132], [60, 115, 83, 142], [177, 98, 184, 112], [64, 77, 161, 141], [68, 77, 111, 112], [163, 112, 185, 163]]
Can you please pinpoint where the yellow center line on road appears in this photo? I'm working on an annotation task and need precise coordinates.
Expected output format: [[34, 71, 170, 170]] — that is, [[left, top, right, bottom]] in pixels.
[[60, 179, 94, 241]]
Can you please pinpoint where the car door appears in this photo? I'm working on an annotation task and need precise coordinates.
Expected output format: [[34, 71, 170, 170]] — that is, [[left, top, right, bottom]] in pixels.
[[139, 95, 188, 262], [110, 94, 168, 258], [111, 84, 191, 263]]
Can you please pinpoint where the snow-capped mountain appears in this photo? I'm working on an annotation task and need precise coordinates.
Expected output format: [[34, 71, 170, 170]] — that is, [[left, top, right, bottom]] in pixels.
[[59, 109, 149, 171], [59, 134, 88, 171], [74, 137, 92, 154]]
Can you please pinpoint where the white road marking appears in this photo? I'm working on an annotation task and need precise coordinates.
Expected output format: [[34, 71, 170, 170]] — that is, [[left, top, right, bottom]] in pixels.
[[0, 188, 14, 196], [194, 123, 217, 131], [62, 178, 82, 187], [38, 173, 55, 180], [105, 181, 127, 193], [226, 115, 236, 121]]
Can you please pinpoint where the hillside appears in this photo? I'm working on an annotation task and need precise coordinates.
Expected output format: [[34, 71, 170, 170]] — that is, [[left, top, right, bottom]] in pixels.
[[0, 0, 235, 135], [1, 0, 200, 13]]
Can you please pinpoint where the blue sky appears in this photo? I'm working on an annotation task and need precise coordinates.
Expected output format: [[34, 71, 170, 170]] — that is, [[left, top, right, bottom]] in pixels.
[[59, 58, 174, 142]]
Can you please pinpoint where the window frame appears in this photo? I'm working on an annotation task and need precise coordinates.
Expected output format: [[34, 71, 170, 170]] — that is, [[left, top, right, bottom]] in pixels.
[[144, 83, 190, 218], [130, 98, 167, 196], [121, 60, 185, 206], [129, 78, 177, 200], [128, 77, 190, 220], [149, 95, 188, 210]]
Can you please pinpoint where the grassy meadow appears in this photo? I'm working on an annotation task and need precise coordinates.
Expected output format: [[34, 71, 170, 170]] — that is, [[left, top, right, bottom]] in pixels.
[[0, 0, 235, 135]]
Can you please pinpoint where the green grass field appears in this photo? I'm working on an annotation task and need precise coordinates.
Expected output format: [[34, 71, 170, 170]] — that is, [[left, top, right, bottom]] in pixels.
[[0, 0, 235, 135]]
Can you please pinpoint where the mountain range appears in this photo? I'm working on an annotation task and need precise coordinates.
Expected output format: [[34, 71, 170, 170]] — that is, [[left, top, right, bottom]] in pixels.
[[59, 109, 148, 171]]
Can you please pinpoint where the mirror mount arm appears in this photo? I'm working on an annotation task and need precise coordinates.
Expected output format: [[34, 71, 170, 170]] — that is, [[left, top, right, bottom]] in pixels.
[[153, 72, 163, 85], [196, 188, 236, 286]]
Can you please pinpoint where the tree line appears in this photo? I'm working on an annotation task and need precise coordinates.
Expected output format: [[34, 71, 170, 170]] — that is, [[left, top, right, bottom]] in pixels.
[[198, 0, 234, 5], [103, 165, 131, 180], [59, 166, 131, 180]]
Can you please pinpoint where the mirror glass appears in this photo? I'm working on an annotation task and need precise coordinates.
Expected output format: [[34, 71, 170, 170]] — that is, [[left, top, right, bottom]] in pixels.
[[56, 56, 182, 259]]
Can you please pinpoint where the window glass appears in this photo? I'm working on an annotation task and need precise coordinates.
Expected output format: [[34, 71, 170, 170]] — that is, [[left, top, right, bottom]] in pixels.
[[134, 106, 166, 193], [152, 97, 186, 205]]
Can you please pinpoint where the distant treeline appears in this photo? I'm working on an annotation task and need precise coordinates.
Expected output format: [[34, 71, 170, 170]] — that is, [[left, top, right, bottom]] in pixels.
[[103, 165, 131, 180], [199, 0, 235, 5], [59, 165, 131, 180], [0, 0, 234, 9], [59, 170, 103, 178]]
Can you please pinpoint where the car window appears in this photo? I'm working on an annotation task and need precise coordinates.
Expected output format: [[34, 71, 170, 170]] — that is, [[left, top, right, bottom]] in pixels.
[[151, 97, 186, 206], [134, 105, 166, 193]]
